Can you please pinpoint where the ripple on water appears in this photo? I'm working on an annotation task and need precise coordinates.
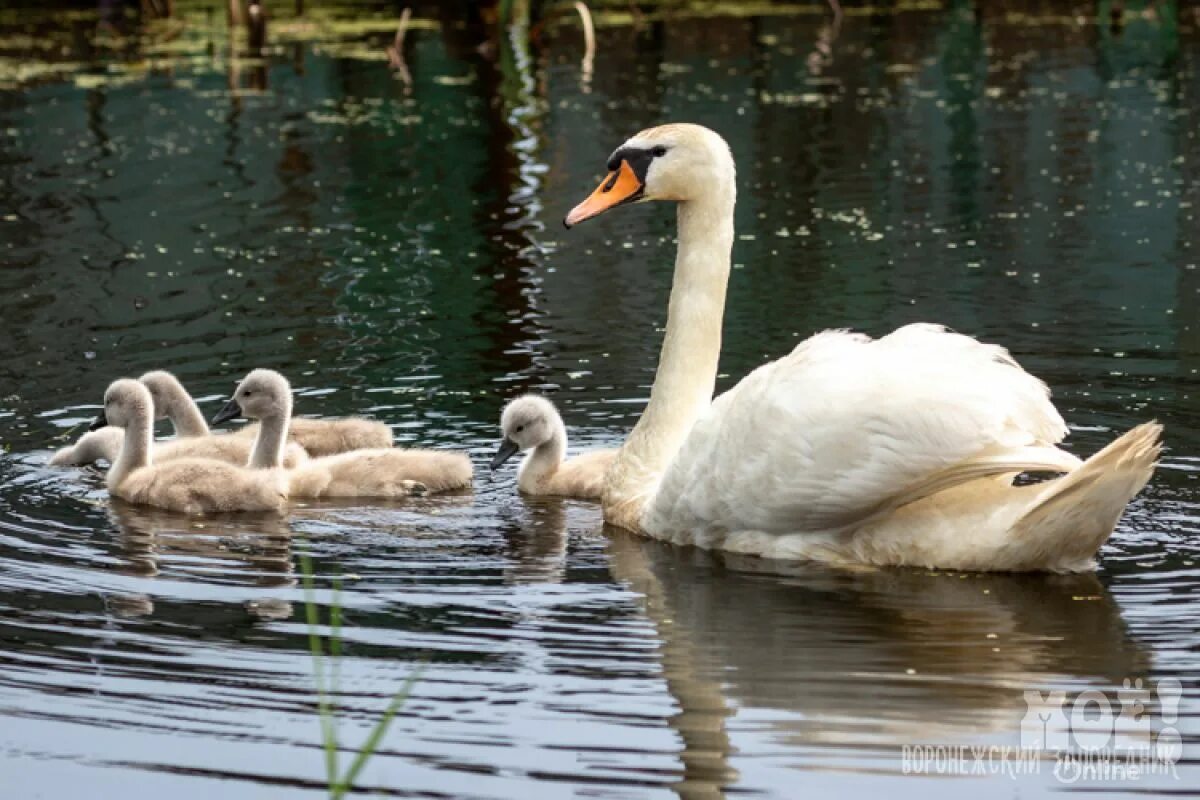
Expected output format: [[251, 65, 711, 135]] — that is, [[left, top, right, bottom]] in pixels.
[[1, 2, 1199, 798]]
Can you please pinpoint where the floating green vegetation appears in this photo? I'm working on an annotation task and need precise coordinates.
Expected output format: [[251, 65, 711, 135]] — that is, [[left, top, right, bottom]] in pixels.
[[0, 58, 84, 88], [279, 14, 440, 39], [0, 0, 442, 89], [759, 90, 830, 107], [300, 547, 420, 799], [0, 0, 1186, 92], [575, 0, 943, 29]]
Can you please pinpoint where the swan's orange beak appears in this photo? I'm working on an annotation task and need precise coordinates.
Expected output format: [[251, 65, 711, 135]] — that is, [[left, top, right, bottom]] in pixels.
[[564, 160, 644, 228]]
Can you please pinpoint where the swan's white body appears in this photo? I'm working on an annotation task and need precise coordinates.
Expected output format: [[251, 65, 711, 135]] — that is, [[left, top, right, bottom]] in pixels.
[[565, 123, 1161, 572]]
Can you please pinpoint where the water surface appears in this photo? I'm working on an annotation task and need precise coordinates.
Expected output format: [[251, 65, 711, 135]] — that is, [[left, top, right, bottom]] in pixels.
[[1, 2, 1198, 797]]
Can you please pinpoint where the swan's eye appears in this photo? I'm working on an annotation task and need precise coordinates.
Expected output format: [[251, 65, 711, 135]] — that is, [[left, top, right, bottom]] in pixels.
[[651, 145, 668, 157]]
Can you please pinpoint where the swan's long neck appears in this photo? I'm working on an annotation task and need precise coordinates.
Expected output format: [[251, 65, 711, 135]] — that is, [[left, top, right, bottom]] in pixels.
[[250, 395, 292, 469], [168, 391, 210, 438], [518, 420, 567, 492], [108, 410, 152, 490], [605, 185, 735, 529]]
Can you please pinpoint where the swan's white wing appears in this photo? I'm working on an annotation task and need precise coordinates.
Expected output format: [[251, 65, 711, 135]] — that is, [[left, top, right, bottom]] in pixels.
[[646, 324, 1068, 536]]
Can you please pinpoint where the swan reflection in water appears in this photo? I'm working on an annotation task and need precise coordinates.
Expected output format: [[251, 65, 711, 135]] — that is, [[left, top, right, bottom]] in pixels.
[[106, 484, 1149, 798], [603, 529, 1150, 798], [106, 500, 296, 619]]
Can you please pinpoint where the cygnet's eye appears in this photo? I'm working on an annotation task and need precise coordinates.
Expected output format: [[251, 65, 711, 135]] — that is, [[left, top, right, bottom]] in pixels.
[[243, 390, 254, 397], [515, 425, 525, 433]]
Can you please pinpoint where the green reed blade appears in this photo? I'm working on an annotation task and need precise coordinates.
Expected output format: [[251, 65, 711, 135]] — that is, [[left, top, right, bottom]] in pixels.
[[333, 668, 422, 796], [300, 546, 339, 791]]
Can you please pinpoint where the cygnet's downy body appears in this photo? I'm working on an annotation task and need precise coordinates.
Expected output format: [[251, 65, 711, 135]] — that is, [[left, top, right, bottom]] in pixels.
[[49, 427, 124, 467], [271, 416, 394, 458], [144, 369, 391, 458], [94, 379, 287, 514], [214, 369, 472, 498], [493, 395, 616, 499]]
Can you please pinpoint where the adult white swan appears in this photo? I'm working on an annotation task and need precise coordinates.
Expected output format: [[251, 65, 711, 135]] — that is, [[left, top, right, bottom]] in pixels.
[[563, 123, 1161, 572]]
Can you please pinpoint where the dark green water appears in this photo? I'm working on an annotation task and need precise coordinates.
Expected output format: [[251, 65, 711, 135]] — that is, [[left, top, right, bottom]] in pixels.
[[1, 2, 1198, 797]]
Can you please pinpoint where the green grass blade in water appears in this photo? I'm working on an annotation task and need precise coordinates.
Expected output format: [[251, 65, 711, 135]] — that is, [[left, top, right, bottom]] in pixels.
[[301, 548, 339, 791], [334, 669, 423, 797]]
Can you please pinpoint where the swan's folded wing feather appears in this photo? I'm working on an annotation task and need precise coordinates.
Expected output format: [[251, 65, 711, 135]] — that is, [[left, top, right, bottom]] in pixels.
[[646, 325, 1069, 535]]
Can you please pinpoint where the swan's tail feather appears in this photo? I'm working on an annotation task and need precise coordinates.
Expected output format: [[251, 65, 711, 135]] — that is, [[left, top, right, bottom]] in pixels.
[[879, 446, 1083, 518], [1012, 422, 1162, 571]]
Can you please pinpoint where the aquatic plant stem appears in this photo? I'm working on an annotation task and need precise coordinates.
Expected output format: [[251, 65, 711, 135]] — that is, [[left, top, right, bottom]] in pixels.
[[301, 548, 340, 790], [387, 8, 413, 87], [300, 545, 421, 799], [574, 2, 594, 85], [329, 573, 343, 769], [334, 671, 421, 796]]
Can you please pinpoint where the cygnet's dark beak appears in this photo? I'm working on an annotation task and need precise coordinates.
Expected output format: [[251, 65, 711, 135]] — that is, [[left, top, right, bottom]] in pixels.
[[88, 410, 108, 431], [211, 398, 244, 426], [490, 438, 520, 471]]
